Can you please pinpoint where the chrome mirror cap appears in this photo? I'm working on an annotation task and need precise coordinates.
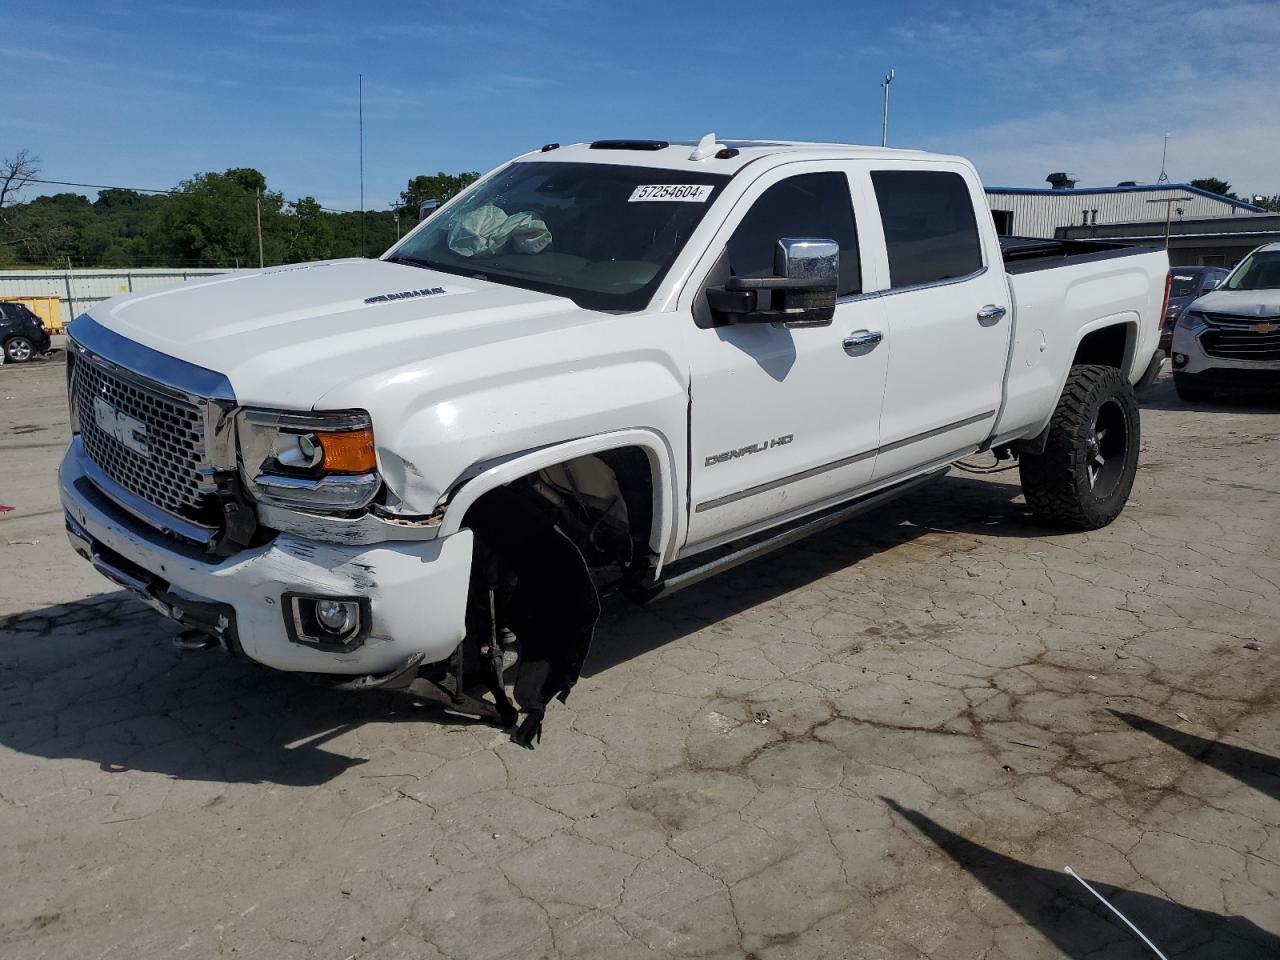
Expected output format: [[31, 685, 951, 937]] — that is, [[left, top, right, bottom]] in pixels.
[[775, 238, 839, 285]]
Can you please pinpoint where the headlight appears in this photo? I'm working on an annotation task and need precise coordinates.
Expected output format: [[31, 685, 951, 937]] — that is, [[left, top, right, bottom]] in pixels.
[[1176, 310, 1205, 332], [237, 409, 381, 512]]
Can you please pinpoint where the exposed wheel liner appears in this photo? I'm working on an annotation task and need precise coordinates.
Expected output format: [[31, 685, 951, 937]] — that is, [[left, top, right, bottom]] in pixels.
[[1018, 364, 1140, 530]]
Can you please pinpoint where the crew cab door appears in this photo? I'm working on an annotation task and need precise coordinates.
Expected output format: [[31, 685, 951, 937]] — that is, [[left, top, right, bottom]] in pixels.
[[865, 166, 1012, 480], [684, 166, 888, 549]]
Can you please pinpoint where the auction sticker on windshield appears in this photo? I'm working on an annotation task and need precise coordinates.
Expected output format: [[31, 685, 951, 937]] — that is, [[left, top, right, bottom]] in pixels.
[[629, 184, 714, 203]]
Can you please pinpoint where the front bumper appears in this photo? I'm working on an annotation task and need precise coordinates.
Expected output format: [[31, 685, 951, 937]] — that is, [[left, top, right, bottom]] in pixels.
[[1171, 324, 1280, 378], [59, 441, 474, 674]]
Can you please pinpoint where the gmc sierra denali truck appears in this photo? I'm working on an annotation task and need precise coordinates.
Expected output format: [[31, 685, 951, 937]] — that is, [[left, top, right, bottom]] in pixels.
[[58, 136, 1168, 741]]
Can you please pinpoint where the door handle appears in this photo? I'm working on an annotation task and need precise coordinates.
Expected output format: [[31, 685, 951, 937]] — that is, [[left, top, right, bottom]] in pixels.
[[842, 330, 883, 353], [977, 304, 1007, 326]]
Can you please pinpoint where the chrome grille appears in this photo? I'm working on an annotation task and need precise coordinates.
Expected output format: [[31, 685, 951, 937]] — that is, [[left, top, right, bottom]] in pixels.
[[72, 353, 216, 521], [1201, 313, 1280, 362]]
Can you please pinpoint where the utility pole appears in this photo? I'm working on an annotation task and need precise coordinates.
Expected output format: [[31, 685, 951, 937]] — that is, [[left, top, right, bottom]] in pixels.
[[255, 188, 264, 267], [1157, 132, 1170, 184], [393, 210, 401, 241], [881, 68, 895, 147], [359, 73, 366, 258]]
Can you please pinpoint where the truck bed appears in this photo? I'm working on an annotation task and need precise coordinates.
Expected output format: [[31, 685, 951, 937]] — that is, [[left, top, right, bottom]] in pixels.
[[992, 239, 1167, 444], [999, 236, 1158, 274]]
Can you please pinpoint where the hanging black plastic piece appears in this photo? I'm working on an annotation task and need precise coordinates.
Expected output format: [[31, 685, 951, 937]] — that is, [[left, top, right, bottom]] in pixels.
[[464, 488, 601, 749]]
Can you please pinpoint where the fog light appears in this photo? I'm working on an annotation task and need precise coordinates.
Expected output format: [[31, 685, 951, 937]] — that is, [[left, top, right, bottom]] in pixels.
[[284, 594, 370, 651], [1172, 353, 1187, 368], [316, 599, 358, 633]]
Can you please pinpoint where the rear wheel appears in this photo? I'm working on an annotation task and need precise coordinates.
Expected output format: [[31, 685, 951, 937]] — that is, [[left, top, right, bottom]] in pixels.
[[1019, 364, 1140, 530], [1173, 373, 1214, 403], [3, 337, 34, 363]]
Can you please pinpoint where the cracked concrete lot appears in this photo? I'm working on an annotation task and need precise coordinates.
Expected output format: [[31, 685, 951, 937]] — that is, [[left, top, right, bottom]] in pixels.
[[1, 355, 1278, 959]]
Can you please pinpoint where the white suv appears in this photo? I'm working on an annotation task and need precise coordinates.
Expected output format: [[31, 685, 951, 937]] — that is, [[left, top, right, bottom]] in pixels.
[[1171, 242, 1280, 401]]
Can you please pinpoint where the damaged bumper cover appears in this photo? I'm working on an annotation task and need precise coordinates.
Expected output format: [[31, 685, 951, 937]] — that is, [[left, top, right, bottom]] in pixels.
[[59, 442, 474, 675]]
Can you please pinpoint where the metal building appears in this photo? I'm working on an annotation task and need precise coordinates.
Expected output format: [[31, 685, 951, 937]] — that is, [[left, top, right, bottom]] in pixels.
[[1057, 214, 1280, 268], [985, 182, 1266, 239], [0, 268, 242, 330]]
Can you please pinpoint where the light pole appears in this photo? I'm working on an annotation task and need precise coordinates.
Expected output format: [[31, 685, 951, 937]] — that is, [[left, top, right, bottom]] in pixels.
[[881, 68, 895, 147], [1146, 196, 1192, 250], [255, 188, 264, 268]]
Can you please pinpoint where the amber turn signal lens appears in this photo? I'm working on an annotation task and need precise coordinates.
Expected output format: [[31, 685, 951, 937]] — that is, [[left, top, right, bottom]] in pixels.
[[316, 428, 377, 474]]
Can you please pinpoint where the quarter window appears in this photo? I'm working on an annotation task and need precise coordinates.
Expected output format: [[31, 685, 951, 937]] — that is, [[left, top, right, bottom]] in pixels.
[[727, 172, 861, 297], [871, 170, 983, 288]]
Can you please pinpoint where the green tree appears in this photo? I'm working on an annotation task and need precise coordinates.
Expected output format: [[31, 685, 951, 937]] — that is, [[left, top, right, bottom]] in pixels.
[[396, 171, 480, 220], [150, 168, 287, 267], [284, 196, 335, 262], [1188, 177, 1237, 200]]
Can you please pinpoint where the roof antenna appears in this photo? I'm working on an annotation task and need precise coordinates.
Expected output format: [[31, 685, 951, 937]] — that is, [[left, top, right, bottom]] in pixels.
[[689, 132, 719, 161], [1156, 132, 1170, 184]]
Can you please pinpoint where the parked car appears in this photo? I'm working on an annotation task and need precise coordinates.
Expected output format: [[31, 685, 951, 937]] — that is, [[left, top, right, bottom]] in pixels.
[[1160, 266, 1229, 354], [57, 136, 1167, 744], [1171, 243, 1280, 401], [0, 301, 52, 363]]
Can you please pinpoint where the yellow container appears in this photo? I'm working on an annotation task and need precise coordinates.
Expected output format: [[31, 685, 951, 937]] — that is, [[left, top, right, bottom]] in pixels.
[[10, 296, 63, 332]]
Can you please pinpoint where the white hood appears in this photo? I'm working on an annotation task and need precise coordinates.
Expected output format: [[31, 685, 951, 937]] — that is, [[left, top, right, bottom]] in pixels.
[[92, 258, 601, 408], [1190, 288, 1280, 318]]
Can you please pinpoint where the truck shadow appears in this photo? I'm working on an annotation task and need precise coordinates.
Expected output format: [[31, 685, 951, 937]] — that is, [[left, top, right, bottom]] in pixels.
[[1109, 710, 1280, 802], [885, 798, 1280, 958], [585, 472, 1033, 676], [1, 474, 1039, 787]]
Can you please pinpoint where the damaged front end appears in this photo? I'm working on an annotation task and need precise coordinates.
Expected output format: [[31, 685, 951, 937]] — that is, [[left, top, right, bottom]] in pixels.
[[301, 452, 653, 747]]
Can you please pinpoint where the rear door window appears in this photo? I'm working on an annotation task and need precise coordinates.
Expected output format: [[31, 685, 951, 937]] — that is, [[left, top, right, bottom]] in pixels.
[[727, 172, 861, 296], [871, 170, 983, 289]]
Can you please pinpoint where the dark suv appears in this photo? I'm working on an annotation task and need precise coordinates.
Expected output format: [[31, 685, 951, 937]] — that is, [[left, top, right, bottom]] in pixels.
[[1161, 267, 1230, 353], [0, 301, 52, 363]]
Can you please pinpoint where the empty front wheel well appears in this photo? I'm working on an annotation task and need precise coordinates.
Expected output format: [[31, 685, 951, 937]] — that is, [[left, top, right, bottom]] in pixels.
[[458, 446, 659, 578]]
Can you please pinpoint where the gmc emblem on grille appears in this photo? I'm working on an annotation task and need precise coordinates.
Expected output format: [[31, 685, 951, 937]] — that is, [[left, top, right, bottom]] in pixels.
[[93, 397, 152, 458]]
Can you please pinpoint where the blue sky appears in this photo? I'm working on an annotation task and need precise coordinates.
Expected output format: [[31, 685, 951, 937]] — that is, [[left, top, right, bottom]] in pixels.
[[6, 0, 1279, 211]]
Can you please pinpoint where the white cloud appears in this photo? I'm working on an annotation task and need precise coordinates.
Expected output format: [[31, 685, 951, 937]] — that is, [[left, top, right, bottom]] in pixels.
[[942, 78, 1280, 197], [908, 0, 1280, 195]]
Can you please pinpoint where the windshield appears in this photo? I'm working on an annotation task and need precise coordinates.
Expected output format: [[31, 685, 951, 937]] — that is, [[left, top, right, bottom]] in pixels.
[[1169, 272, 1202, 298], [1223, 250, 1280, 291], [387, 161, 730, 312]]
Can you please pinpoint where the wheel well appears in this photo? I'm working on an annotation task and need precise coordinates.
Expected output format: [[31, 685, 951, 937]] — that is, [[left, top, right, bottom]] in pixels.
[[1072, 324, 1130, 369], [459, 446, 659, 576]]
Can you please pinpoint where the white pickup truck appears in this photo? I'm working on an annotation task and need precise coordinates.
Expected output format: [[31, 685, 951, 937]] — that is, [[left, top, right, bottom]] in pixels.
[[59, 137, 1168, 743]]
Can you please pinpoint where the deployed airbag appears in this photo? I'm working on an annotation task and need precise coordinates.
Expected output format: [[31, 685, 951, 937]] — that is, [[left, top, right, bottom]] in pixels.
[[447, 204, 552, 257]]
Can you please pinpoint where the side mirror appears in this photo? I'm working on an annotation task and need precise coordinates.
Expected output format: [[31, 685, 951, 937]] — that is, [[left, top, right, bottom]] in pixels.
[[707, 238, 840, 327], [419, 199, 440, 221]]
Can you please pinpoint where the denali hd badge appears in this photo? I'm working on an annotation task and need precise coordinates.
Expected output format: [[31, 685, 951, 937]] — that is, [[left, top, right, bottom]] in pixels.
[[364, 286, 447, 305], [704, 434, 793, 467]]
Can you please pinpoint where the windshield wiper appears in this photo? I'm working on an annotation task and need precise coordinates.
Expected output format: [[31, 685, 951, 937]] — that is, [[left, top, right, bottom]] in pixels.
[[385, 254, 491, 282], [384, 254, 439, 269]]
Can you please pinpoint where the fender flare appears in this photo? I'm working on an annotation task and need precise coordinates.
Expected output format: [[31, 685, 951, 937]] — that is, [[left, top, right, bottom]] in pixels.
[[438, 428, 681, 576], [1022, 313, 1140, 441]]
